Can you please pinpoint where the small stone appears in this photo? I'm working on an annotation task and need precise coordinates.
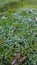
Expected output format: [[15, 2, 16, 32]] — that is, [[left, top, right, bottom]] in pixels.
[[2, 16, 7, 20], [35, 17, 37, 21]]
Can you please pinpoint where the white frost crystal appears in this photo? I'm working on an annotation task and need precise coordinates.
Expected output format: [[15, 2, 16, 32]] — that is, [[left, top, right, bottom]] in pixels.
[[29, 9, 32, 13], [27, 18, 32, 22], [29, 18, 32, 22]]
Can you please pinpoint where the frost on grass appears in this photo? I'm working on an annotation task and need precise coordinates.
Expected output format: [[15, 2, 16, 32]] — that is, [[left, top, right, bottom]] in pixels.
[[0, 9, 37, 65]]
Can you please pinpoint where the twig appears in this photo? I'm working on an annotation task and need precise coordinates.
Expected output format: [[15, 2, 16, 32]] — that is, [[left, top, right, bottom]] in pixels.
[[18, 56, 27, 65], [11, 53, 21, 65]]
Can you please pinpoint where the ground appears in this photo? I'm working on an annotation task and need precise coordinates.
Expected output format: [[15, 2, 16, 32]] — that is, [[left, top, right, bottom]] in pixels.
[[0, 0, 37, 65]]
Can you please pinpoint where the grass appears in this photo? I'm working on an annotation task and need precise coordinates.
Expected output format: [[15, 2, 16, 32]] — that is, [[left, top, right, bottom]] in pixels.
[[0, 0, 37, 12], [0, 0, 37, 65]]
